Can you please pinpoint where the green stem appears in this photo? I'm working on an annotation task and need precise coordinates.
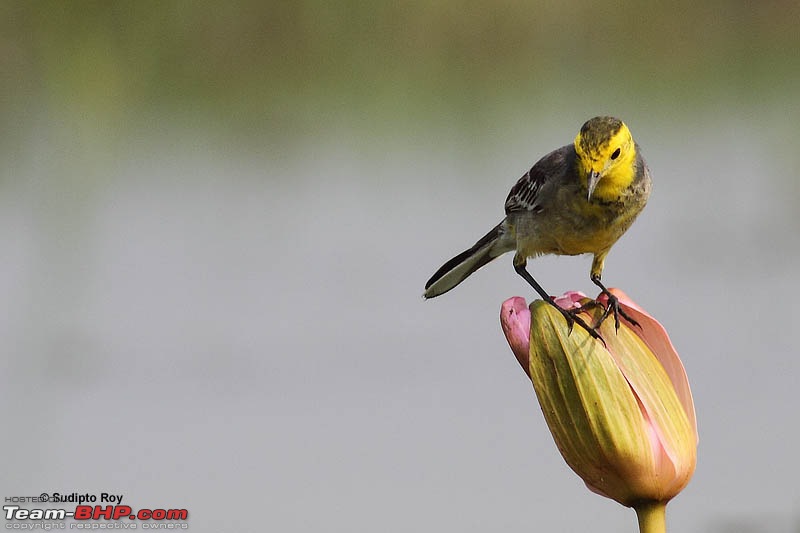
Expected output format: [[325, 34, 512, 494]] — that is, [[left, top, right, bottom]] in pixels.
[[634, 501, 667, 533]]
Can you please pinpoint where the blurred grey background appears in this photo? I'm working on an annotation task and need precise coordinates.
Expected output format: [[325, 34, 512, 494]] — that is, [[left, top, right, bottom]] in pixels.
[[2, 2, 799, 531]]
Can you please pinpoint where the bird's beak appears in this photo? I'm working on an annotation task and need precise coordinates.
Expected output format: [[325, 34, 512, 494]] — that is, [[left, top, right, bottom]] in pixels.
[[587, 170, 602, 200]]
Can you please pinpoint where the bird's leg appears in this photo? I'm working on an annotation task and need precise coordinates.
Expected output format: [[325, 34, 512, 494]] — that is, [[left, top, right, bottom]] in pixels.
[[590, 274, 640, 331], [513, 260, 604, 344]]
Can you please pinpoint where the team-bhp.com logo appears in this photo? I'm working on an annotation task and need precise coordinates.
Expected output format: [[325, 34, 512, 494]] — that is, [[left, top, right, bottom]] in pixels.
[[4, 493, 188, 529]]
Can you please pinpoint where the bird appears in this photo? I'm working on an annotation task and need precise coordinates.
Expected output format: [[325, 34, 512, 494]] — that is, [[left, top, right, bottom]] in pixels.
[[423, 116, 652, 339]]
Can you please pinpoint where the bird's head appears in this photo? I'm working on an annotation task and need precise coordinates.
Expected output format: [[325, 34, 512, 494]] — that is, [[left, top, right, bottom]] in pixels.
[[574, 116, 636, 201]]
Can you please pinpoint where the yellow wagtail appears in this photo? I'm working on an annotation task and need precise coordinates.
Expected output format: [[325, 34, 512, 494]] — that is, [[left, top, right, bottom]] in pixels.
[[424, 116, 652, 339]]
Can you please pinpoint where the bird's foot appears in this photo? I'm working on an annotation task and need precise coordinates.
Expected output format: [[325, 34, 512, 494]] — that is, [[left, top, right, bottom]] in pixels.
[[594, 290, 640, 332], [547, 299, 606, 347]]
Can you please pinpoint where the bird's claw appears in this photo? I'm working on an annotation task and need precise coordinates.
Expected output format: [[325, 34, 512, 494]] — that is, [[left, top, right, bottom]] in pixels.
[[549, 301, 607, 347], [595, 291, 640, 331]]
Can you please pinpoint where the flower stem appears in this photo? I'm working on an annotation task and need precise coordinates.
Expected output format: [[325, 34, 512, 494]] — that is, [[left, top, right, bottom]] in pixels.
[[634, 501, 667, 533]]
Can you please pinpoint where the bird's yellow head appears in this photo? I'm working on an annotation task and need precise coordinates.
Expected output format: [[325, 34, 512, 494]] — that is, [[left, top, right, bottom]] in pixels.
[[574, 116, 636, 201]]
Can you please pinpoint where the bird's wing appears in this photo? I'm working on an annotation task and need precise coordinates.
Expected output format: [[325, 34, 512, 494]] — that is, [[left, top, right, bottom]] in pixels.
[[504, 167, 546, 214], [504, 145, 571, 215]]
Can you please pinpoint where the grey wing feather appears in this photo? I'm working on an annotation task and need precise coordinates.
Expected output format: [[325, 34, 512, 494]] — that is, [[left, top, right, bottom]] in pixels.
[[504, 145, 572, 215], [504, 169, 545, 214]]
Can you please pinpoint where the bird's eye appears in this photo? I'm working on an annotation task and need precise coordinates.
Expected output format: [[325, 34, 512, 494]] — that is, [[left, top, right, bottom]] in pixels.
[[610, 148, 621, 160]]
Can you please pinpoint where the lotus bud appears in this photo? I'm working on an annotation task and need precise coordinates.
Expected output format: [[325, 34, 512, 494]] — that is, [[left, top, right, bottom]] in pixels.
[[500, 289, 697, 532]]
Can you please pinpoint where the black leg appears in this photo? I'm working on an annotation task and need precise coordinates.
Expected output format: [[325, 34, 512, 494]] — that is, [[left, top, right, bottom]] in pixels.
[[514, 261, 604, 344], [590, 275, 640, 331]]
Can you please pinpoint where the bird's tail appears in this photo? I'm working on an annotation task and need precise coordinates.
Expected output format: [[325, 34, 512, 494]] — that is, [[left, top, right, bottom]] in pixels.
[[424, 221, 514, 299]]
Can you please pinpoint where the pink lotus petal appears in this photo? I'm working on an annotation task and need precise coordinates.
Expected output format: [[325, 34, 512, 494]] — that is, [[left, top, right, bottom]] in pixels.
[[500, 297, 531, 378], [604, 288, 698, 443], [553, 291, 589, 310]]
